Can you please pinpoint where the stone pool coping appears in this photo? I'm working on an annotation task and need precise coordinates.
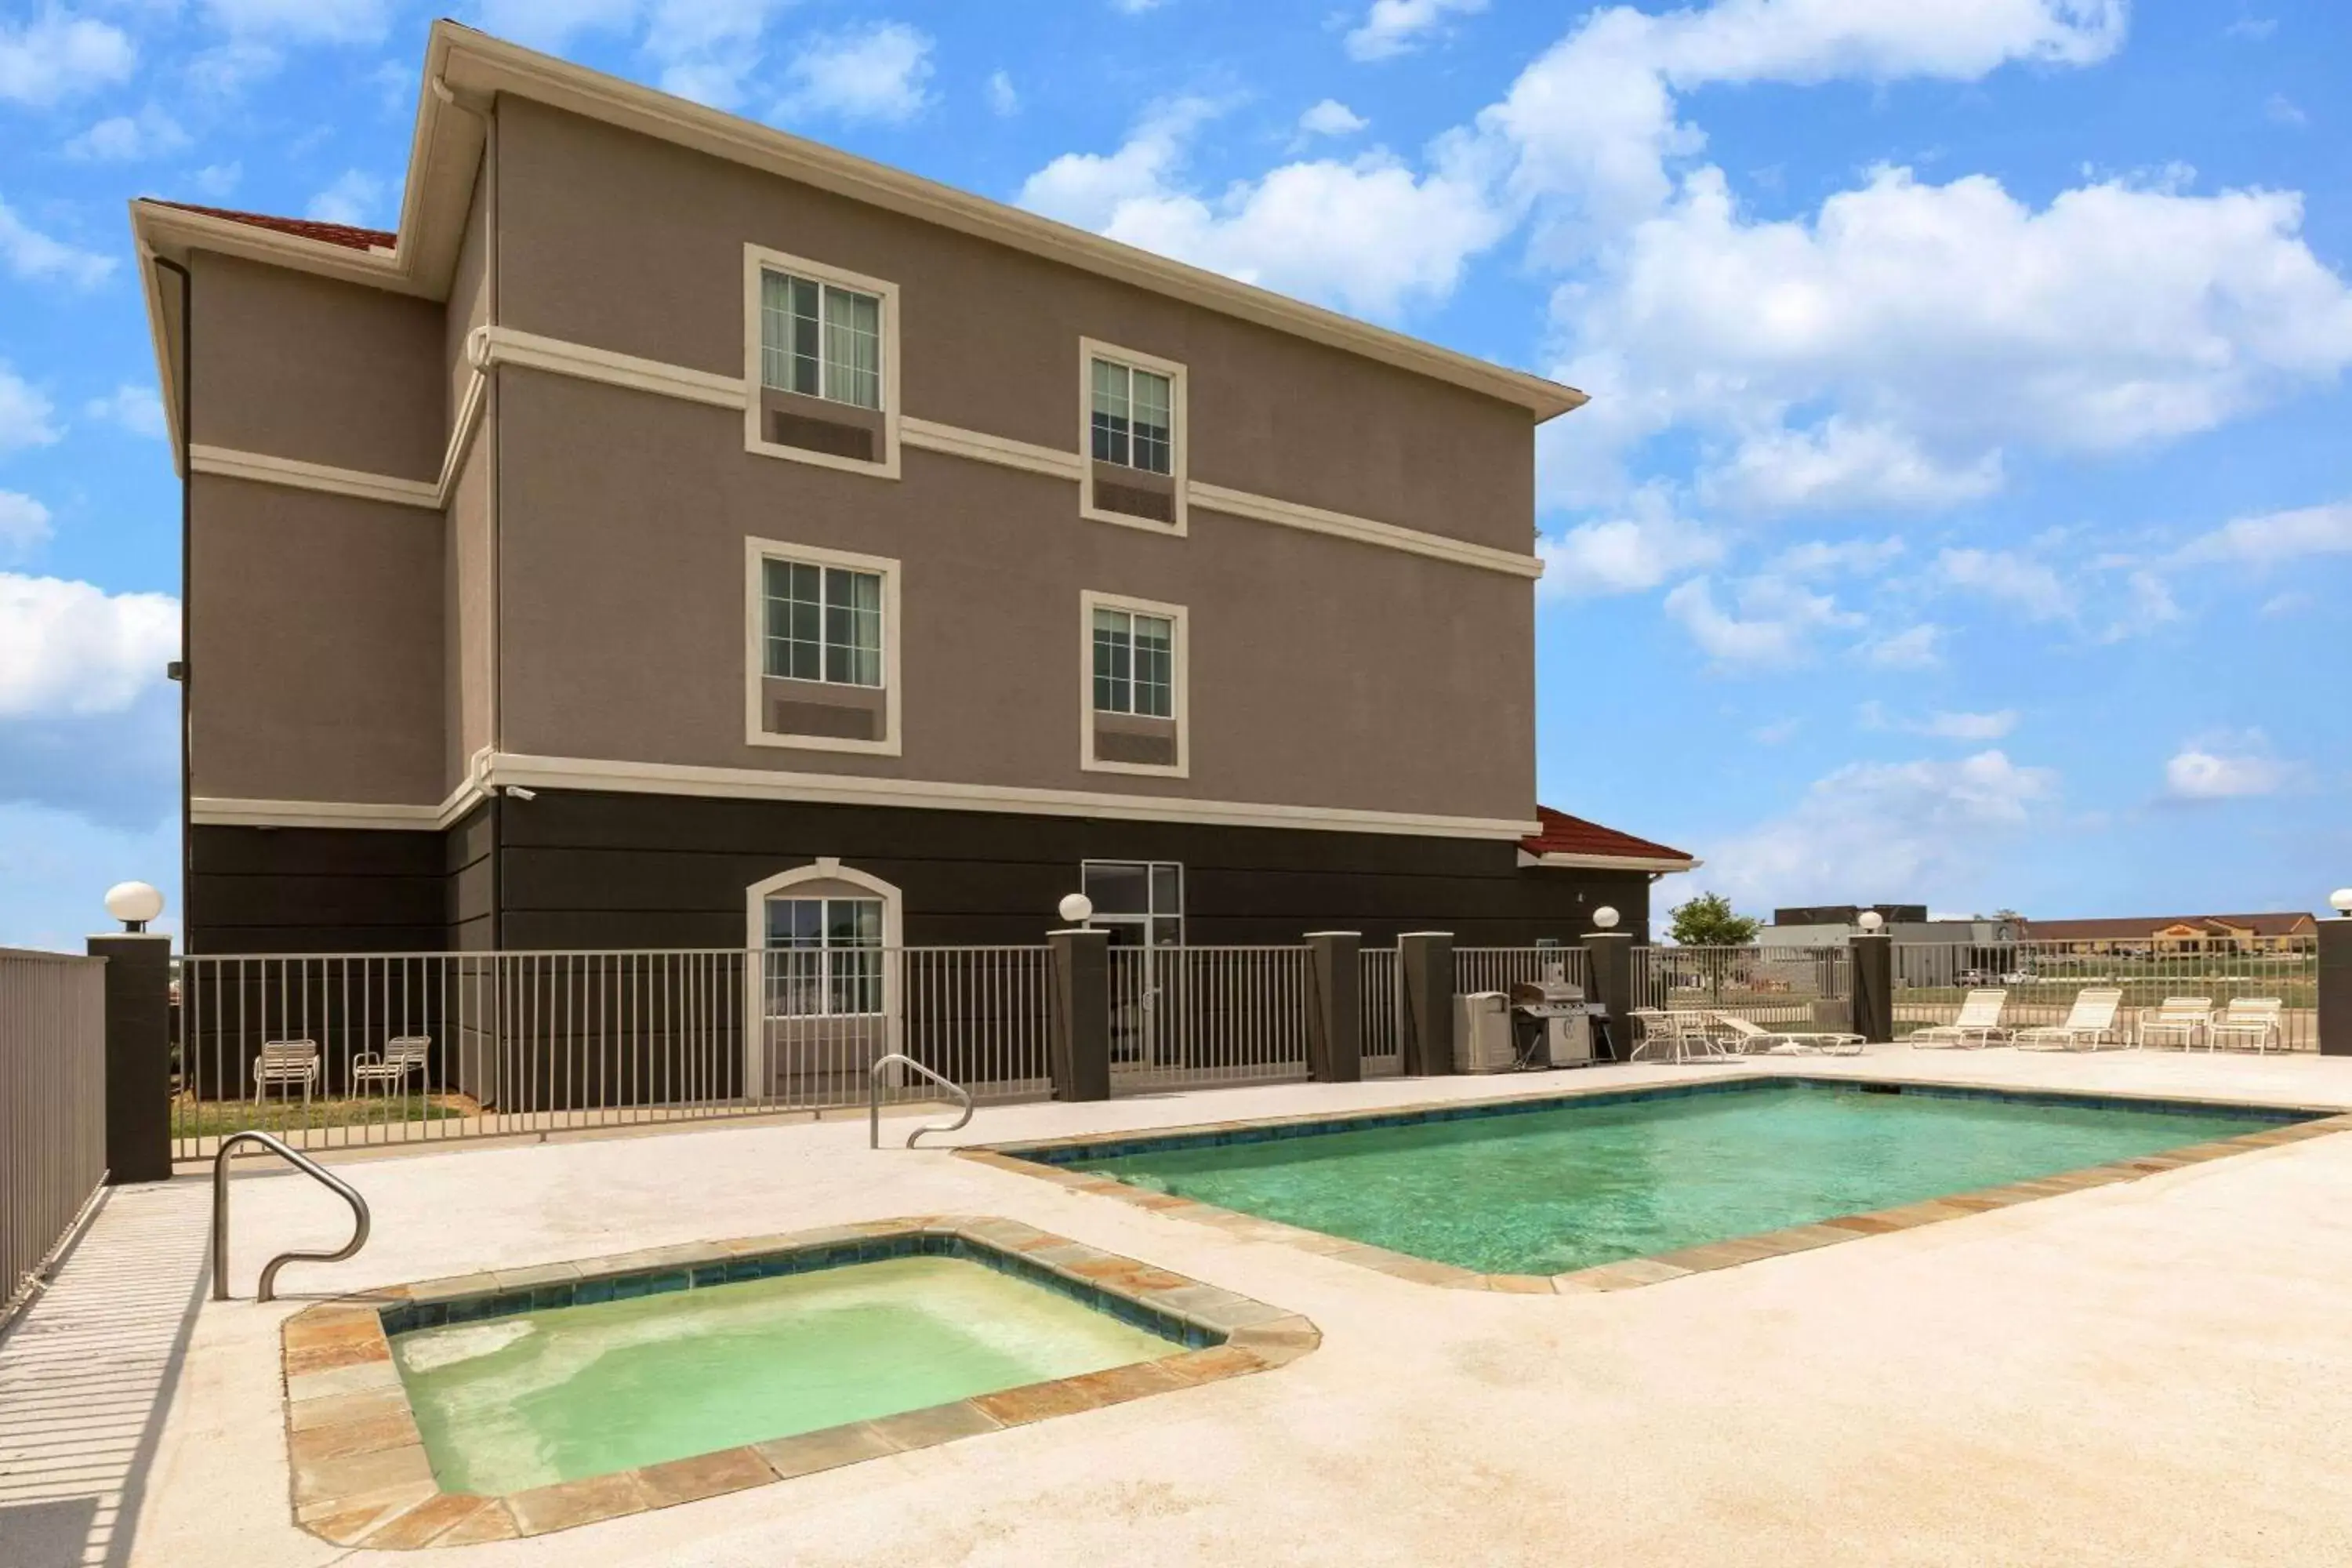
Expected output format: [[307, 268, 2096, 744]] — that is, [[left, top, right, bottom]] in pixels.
[[279, 1216, 1318, 1549], [960, 1073, 2352, 1297]]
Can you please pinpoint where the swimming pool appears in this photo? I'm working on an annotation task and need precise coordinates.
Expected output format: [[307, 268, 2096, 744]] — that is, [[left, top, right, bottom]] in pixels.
[[1030, 1080, 2311, 1279]]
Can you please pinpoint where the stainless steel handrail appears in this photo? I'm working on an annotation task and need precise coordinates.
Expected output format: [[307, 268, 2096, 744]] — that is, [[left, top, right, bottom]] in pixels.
[[210, 1131, 372, 1303], [869, 1053, 974, 1149]]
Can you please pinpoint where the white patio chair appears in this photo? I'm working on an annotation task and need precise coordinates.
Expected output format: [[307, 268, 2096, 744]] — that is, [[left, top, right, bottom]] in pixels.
[[2207, 997, 2285, 1054], [350, 1034, 431, 1094], [1628, 1008, 1732, 1064], [1708, 1013, 1865, 1056], [2013, 988, 2126, 1051], [251, 1038, 321, 1104], [2136, 997, 2213, 1051], [1907, 989, 2008, 1049]]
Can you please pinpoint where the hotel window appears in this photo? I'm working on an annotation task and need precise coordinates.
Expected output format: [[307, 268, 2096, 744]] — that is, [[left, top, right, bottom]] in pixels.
[[744, 245, 898, 475], [763, 896, 884, 1016], [1080, 339, 1186, 532], [746, 539, 900, 754], [1082, 592, 1186, 775]]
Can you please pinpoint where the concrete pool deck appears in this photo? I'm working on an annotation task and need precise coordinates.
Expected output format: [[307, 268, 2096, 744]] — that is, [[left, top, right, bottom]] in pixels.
[[13, 1046, 2352, 1566]]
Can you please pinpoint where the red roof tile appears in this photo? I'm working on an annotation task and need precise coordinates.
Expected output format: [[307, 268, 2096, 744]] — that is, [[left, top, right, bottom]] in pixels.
[[2020, 913, 2318, 941], [1520, 807, 1695, 866], [149, 201, 396, 252]]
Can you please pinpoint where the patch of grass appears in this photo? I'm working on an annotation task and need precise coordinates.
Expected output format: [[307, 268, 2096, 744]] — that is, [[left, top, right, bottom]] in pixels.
[[172, 1093, 471, 1140]]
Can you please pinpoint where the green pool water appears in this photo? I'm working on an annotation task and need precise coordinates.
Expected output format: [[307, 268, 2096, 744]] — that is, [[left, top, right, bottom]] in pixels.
[[392, 1255, 1173, 1493], [1081, 1083, 2281, 1277]]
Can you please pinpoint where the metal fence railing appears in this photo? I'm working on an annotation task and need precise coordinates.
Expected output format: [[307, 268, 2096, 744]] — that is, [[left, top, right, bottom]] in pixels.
[[1893, 937, 2321, 1049], [1359, 946, 1401, 1076], [1454, 945, 1588, 1000], [1635, 945, 1852, 1026], [174, 947, 1055, 1157], [1109, 945, 1312, 1094], [3, 949, 107, 1328]]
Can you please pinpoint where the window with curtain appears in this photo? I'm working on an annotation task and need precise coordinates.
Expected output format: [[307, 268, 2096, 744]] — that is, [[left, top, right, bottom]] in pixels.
[[1092, 608, 1174, 718], [764, 896, 884, 1016], [1091, 358, 1173, 474], [764, 560, 883, 687], [760, 270, 883, 411]]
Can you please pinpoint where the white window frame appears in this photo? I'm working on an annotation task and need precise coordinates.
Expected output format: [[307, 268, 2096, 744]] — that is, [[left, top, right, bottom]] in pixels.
[[1078, 337, 1188, 536], [743, 242, 902, 479], [744, 535, 903, 756], [742, 858, 906, 1087], [1080, 589, 1189, 779]]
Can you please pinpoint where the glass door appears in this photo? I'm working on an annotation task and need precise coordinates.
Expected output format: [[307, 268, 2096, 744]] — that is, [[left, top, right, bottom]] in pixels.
[[1084, 861, 1182, 1068]]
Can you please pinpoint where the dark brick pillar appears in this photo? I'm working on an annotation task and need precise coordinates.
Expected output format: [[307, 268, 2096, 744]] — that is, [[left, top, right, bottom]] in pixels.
[[1047, 928, 1111, 1101], [1304, 931, 1362, 1083], [1580, 931, 1633, 1063], [2320, 916, 2352, 1057], [87, 933, 174, 1183], [1398, 931, 1454, 1076], [1850, 932, 1895, 1045]]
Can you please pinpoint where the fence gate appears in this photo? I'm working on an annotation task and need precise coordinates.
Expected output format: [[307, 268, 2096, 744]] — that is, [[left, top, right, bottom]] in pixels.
[[1108, 945, 1312, 1094]]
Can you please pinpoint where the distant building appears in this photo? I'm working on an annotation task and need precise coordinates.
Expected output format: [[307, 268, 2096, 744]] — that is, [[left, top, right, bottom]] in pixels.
[[2018, 913, 2318, 956]]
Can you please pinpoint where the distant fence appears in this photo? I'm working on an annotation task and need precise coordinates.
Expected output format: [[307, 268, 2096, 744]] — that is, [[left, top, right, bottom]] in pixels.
[[1635, 945, 1853, 1026], [1893, 937, 2321, 1049], [1109, 946, 1312, 1094], [3, 949, 107, 1327]]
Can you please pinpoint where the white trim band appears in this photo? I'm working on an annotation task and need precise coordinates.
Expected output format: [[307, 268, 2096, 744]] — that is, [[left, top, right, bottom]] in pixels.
[[189, 445, 442, 510]]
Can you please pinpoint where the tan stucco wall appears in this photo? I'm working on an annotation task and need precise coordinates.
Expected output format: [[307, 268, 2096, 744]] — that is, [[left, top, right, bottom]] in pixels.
[[492, 99, 1537, 557], [190, 475, 445, 804], [189, 251, 444, 481], [444, 161, 495, 794], [492, 370, 1535, 822]]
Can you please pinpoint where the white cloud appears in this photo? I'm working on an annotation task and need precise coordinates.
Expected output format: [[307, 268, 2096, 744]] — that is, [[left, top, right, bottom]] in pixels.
[[2226, 16, 2278, 42], [1702, 417, 2002, 513], [187, 40, 281, 98], [1663, 573, 1858, 669], [1936, 547, 2071, 622], [192, 162, 241, 198], [2265, 93, 2307, 129], [1111, 0, 1171, 12], [307, 170, 387, 228], [1536, 484, 1722, 597], [2173, 501, 2352, 568], [85, 384, 165, 440], [2164, 732, 2296, 800], [1860, 623, 1942, 669], [0, 492, 53, 557], [65, 106, 190, 162], [775, 21, 934, 125], [1864, 703, 2020, 742], [645, 0, 791, 111], [986, 70, 1018, 118], [0, 573, 180, 719], [1346, 0, 1487, 63], [203, 0, 389, 45], [0, 366, 61, 455], [1020, 101, 1505, 319], [0, 5, 135, 107], [1298, 99, 1368, 138], [474, 0, 641, 50], [1706, 749, 2058, 906], [1751, 717, 1800, 745], [0, 196, 114, 288], [2259, 590, 2311, 619], [1766, 535, 1904, 578]]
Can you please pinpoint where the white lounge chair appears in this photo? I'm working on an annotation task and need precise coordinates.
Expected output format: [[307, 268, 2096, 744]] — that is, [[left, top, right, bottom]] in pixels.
[[251, 1038, 320, 1103], [1708, 1014, 1865, 1056], [1907, 989, 2008, 1049], [1628, 1008, 1731, 1064], [2013, 988, 2126, 1051], [351, 1034, 431, 1094], [2207, 997, 2285, 1054], [2136, 997, 2212, 1051]]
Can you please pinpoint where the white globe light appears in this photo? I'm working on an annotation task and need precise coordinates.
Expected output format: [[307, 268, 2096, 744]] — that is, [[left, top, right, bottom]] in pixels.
[[2332, 887, 2352, 916], [1857, 910, 1886, 933], [104, 880, 165, 928], [1592, 906, 1620, 930], [1057, 892, 1094, 924]]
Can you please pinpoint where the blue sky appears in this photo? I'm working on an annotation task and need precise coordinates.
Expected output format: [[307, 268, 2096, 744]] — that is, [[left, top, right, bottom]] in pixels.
[[1, 0, 2348, 946]]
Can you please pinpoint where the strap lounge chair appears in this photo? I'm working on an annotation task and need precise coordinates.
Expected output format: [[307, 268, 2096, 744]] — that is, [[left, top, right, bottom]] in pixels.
[[1907, 989, 2008, 1049], [252, 1038, 321, 1104], [1708, 1014, 1865, 1056], [2013, 988, 2126, 1052], [1628, 1008, 1731, 1065], [351, 1034, 432, 1094], [2136, 997, 2212, 1051], [2207, 997, 2285, 1054]]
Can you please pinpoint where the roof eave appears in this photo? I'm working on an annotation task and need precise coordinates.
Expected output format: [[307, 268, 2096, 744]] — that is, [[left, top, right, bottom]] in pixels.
[[1523, 850, 1701, 874]]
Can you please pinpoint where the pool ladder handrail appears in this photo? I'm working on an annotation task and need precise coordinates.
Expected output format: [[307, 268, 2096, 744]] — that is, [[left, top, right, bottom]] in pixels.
[[869, 1054, 974, 1149], [210, 1131, 372, 1303]]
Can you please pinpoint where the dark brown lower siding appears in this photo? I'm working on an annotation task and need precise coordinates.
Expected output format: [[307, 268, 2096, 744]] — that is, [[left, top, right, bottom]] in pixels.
[[192, 789, 1656, 953]]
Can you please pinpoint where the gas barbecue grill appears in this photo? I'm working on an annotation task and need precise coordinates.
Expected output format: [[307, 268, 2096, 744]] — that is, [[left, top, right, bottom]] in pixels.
[[1508, 978, 1605, 1067]]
